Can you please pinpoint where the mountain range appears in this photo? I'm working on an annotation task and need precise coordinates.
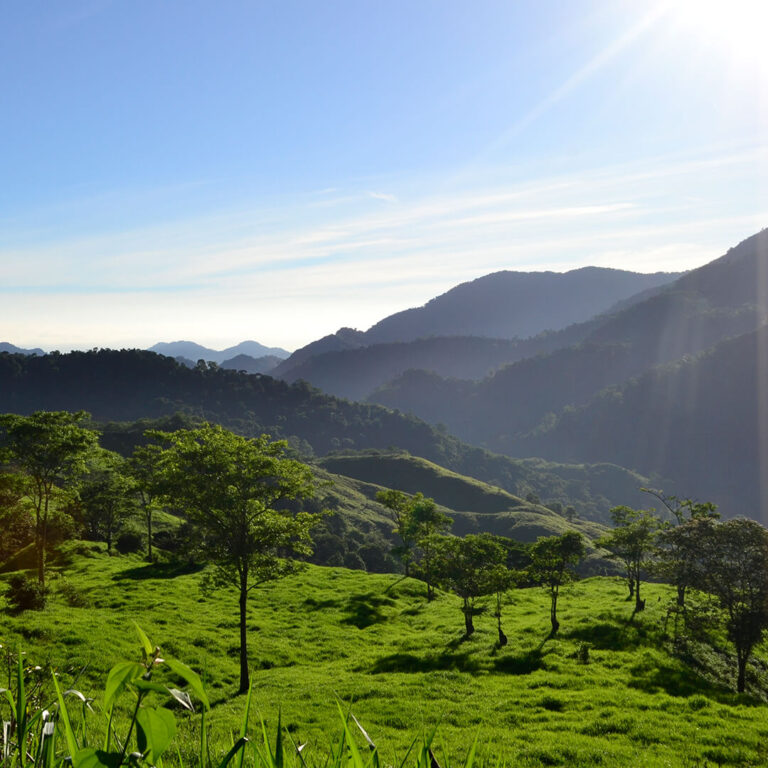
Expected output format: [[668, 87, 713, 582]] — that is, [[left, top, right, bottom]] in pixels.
[[2, 229, 767, 523], [148, 339, 290, 364]]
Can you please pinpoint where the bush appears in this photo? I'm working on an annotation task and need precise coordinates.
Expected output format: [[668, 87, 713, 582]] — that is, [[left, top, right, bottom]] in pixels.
[[116, 531, 144, 554], [6, 573, 47, 611]]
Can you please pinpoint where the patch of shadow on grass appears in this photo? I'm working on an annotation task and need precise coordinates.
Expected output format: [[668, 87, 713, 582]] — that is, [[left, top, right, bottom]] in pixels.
[[341, 592, 395, 629], [370, 651, 481, 674], [564, 622, 644, 651], [493, 648, 545, 675], [628, 657, 726, 699], [302, 596, 341, 610], [113, 562, 204, 581]]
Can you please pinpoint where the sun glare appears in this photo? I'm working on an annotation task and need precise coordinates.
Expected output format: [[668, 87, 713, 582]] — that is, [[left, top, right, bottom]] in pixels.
[[667, 0, 768, 74]]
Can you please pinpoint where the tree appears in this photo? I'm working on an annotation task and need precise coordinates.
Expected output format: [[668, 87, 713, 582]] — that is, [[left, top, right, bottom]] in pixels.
[[128, 443, 165, 560], [151, 424, 321, 694], [643, 489, 720, 609], [0, 472, 34, 563], [697, 518, 768, 693], [598, 506, 662, 613], [488, 563, 516, 646], [78, 448, 137, 555], [432, 533, 508, 637], [409, 494, 452, 600], [528, 532, 585, 636], [375, 489, 419, 576], [0, 411, 98, 585]]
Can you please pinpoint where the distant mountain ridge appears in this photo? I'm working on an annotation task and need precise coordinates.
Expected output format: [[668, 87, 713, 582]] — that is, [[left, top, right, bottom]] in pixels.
[[371, 230, 768, 446], [0, 343, 44, 356], [364, 266, 682, 344], [273, 266, 682, 389], [149, 339, 290, 363]]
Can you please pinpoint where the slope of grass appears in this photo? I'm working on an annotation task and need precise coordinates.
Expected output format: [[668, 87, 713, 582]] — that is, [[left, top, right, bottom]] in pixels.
[[318, 453, 607, 545], [2, 550, 768, 766]]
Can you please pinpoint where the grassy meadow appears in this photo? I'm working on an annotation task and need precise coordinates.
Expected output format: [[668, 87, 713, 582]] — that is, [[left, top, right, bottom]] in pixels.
[[2, 547, 768, 766]]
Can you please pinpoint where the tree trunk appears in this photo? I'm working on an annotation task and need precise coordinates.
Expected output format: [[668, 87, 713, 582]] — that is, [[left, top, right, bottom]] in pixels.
[[238, 576, 249, 694], [146, 509, 153, 561], [634, 578, 645, 612], [737, 651, 748, 693], [550, 591, 560, 635], [497, 614, 507, 646], [38, 494, 48, 587], [626, 576, 635, 601], [676, 583, 685, 608], [463, 598, 474, 637]]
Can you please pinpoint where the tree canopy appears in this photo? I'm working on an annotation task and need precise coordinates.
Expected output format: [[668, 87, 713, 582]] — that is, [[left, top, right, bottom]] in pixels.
[[150, 423, 322, 693]]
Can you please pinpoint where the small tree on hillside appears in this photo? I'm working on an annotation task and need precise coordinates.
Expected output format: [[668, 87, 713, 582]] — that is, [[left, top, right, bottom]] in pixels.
[[78, 448, 137, 555], [376, 490, 451, 593], [598, 506, 662, 613], [0, 411, 98, 586], [376, 489, 418, 576], [697, 518, 768, 693], [432, 533, 508, 637], [151, 424, 322, 694], [644, 489, 720, 609], [528, 531, 585, 636], [409, 495, 452, 600], [128, 443, 165, 561]]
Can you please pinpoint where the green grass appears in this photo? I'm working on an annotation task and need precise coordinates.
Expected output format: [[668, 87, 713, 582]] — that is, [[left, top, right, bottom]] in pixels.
[[318, 453, 607, 544], [2, 550, 768, 766]]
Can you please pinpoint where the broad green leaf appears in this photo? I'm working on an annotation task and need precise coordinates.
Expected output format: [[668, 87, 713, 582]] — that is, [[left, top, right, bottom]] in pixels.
[[133, 679, 169, 695], [73, 748, 122, 768], [136, 707, 176, 763], [164, 658, 209, 711], [133, 623, 154, 660], [103, 662, 144, 710]]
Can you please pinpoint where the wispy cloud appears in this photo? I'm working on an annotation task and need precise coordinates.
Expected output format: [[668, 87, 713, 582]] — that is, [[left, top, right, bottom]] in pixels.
[[2, 145, 767, 349]]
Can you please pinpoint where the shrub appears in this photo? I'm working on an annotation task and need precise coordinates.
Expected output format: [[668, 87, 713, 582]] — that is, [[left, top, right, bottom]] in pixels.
[[6, 573, 47, 611], [116, 531, 144, 554]]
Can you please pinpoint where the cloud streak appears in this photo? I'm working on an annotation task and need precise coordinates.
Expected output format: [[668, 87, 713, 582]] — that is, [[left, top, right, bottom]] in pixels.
[[2, 145, 767, 350]]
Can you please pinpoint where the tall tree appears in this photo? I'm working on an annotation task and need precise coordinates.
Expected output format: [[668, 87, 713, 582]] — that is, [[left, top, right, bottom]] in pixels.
[[78, 448, 137, 555], [698, 518, 768, 693], [643, 489, 720, 609], [528, 532, 585, 636], [598, 506, 662, 613], [0, 411, 98, 585], [376, 489, 418, 576], [128, 443, 165, 561], [376, 489, 451, 596], [432, 533, 508, 637], [151, 424, 320, 694]]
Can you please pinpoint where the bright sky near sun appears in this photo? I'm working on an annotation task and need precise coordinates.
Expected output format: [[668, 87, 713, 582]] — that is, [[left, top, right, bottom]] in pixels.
[[2, 0, 768, 351]]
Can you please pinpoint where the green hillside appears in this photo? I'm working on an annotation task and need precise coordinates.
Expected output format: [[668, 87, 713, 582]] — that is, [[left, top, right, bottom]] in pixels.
[[2, 552, 767, 766], [318, 452, 607, 544]]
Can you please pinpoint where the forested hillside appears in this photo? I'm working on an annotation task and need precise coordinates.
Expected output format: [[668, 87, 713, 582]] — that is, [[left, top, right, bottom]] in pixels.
[[0, 349, 650, 521]]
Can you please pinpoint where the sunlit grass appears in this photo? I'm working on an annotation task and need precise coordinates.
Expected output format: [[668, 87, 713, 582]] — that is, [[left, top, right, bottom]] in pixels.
[[2, 547, 768, 766]]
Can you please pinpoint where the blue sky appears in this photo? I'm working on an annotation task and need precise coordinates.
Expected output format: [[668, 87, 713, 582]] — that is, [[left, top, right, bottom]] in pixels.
[[2, 0, 767, 351]]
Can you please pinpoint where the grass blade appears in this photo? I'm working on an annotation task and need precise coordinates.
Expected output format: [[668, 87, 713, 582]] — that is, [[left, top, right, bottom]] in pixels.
[[52, 671, 79, 759]]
